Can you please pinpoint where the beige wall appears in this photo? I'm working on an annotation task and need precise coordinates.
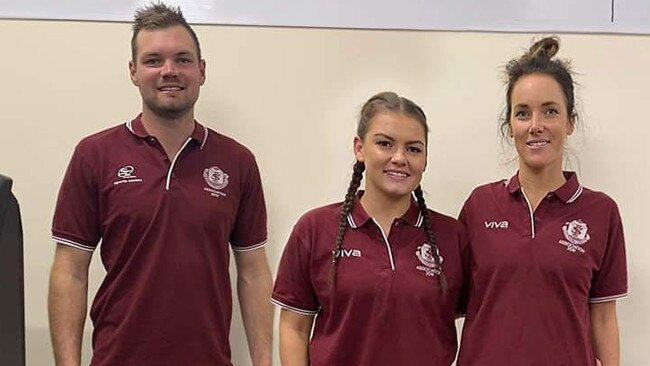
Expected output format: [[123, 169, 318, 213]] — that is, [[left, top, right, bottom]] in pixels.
[[0, 19, 648, 365]]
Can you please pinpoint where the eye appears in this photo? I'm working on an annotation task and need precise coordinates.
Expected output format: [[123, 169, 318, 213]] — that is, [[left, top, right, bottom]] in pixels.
[[407, 146, 423, 154], [514, 110, 530, 120], [143, 58, 161, 66], [177, 57, 192, 64], [544, 108, 560, 116], [375, 139, 391, 148]]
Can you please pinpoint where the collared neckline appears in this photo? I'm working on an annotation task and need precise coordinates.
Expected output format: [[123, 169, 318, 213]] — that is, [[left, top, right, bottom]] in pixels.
[[505, 171, 583, 204], [347, 191, 423, 229], [125, 114, 209, 148]]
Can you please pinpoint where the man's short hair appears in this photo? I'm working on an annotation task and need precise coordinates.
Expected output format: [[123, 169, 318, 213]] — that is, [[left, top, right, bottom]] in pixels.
[[131, 2, 202, 61]]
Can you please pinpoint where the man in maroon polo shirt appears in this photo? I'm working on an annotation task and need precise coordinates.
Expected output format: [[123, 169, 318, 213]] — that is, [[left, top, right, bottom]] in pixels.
[[457, 172, 627, 365], [47, 3, 273, 366], [272, 194, 468, 365]]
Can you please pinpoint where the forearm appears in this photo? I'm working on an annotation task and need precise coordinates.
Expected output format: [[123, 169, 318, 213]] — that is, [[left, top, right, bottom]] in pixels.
[[591, 302, 620, 366], [279, 320, 310, 366], [238, 268, 274, 366], [48, 267, 88, 366]]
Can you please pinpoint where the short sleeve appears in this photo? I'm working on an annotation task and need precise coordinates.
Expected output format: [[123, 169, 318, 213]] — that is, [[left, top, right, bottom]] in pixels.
[[271, 225, 320, 315], [230, 155, 268, 252], [51, 144, 100, 252], [589, 201, 628, 303]]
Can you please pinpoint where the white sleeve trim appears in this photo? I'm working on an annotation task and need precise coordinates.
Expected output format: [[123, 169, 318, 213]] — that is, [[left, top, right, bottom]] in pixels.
[[52, 236, 96, 252], [232, 239, 268, 252], [589, 293, 628, 303], [271, 298, 319, 316]]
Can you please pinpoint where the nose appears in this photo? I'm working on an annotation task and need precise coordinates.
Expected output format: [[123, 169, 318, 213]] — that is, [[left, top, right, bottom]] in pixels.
[[161, 60, 178, 77], [529, 112, 544, 134], [391, 148, 407, 166]]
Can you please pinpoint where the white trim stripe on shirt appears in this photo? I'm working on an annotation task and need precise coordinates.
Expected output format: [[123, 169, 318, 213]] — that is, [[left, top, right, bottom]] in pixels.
[[347, 213, 357, 229], [566, 185, 584, 203], [125, 120, 134, 134], [589, 293, 628, 303], [200, 125, 209, 149], [52, 236, 95, 252], [372, 218, 396, 271], [165, 137, 192, 191], [270, 298, 319, 316], [520, 188, 537, 239], [231, 240, 268, 252], [416, 212, 423, 228]]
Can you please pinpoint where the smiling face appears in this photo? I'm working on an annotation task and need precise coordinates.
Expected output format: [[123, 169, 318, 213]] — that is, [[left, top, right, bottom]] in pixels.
[[354, 111, 427, 203], [129, 25, 206, 120], [509, 73, 575, 175]]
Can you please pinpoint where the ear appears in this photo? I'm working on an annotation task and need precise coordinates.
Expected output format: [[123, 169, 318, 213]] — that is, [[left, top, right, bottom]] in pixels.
[[567, 116, 575, 136], [353, 136, 364, 162], [199, 59, 206, 86], [129, 60, 139, 87], [508, 123, 514, 138]]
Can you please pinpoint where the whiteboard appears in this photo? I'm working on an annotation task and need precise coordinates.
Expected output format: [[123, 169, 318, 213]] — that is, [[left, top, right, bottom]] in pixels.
[[1, 0, 649, 34]]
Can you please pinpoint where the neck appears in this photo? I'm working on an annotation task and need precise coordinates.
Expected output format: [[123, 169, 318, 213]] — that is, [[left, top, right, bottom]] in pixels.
[[360, 189, 411, 234], [141, 109, 195, 158], [518, 164, 566, 211]]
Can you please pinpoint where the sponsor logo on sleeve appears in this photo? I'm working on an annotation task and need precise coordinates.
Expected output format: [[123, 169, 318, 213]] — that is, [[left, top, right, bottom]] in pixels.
[[415, 243, 442, 277], [203, 166, 229, 197], [113, 165, 143, 185], [558, 219, 590, 253]]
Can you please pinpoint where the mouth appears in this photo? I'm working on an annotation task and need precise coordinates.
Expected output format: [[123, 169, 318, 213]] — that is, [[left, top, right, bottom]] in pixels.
[[158, 85, 184, 92], [384, 170, 410, 180], [526, 139, 550, 148]]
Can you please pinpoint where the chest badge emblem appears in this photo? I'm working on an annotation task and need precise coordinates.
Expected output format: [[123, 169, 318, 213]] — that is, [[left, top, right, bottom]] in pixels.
[[559, 219, 590, 253], [415, 243, 442, 277], [203, 166, 229, 190]]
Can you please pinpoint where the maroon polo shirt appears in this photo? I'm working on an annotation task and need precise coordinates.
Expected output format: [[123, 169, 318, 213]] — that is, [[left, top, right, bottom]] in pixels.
[[272, 194, 469, 366], [457, 172, 627, 366], [52, 115, 267, 366]]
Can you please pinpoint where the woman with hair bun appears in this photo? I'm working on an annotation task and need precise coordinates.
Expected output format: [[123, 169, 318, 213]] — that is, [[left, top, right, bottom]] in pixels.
[[457, 37, 628, 366], [272, 91, 469, 365]]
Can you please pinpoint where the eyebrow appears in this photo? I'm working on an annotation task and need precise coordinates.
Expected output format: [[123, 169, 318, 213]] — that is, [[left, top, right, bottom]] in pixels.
[[141, 51, 195, 58], [514, 101, 561, 108], [372, 133, 425, 145]]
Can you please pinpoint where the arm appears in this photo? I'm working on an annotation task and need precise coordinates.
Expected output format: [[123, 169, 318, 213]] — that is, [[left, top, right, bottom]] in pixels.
[[590, 301, 620, 366], [234, 248, 274, 366], [48, 244, 93, 366], [279, 309, 313, 366]]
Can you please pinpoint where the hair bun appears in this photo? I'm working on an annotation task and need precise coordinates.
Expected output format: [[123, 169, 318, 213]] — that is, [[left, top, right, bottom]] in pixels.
[[526, 36, 560, 60]]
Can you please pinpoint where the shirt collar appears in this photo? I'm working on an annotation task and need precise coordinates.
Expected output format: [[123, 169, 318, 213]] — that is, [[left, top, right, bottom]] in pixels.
[[347, 191, 423, 229], [505, 171, 583, 204], [125, 114, 209, 148]]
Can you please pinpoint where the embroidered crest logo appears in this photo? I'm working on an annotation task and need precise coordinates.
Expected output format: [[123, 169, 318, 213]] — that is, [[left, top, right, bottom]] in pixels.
[[415, 243, 442, 277], [203, 166, 229, 190], [203, 166, 229, 197], [559, 219, 590, 253]]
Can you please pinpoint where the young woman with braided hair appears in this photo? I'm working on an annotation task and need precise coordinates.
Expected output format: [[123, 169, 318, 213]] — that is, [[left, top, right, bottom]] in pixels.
[[272, 91, 468, 365], [457, 37, 627, 366]]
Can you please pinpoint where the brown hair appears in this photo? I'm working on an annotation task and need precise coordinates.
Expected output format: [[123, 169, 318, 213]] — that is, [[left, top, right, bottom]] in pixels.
[[131, 2, 202, 61]]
